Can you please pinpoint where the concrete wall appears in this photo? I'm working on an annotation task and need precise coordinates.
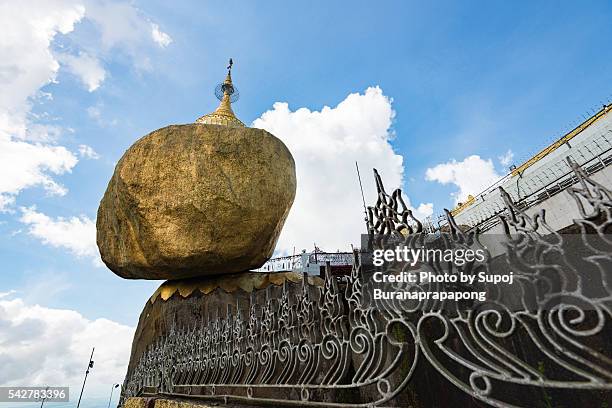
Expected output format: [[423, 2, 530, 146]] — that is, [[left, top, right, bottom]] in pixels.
[[476, 164, 612, 257]]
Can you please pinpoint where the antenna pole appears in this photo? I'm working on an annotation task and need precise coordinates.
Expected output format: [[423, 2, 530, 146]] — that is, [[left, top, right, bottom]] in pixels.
[[39, 386, 49, 408], [76, 347, 95, 408], [355, 162, 369, 232]]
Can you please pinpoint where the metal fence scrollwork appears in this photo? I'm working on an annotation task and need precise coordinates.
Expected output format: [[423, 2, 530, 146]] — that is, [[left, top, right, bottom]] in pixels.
[[122, 159, 611, 407]]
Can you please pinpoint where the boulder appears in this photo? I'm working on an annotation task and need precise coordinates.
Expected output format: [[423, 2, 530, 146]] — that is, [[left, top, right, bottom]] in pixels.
[[96, 124, 296, 280]]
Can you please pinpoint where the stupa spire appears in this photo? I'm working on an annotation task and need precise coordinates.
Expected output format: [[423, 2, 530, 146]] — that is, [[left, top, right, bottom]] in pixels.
[[196, 58, 245, 127]]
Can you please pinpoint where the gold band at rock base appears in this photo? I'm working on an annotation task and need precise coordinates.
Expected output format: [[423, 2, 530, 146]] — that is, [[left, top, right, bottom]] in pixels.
[[150, 271, 324, 303]]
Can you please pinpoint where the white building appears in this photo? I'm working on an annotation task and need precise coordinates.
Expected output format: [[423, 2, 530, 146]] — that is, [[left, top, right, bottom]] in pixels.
[[254, 249, 354, 275], [446, 104, 612, 234]]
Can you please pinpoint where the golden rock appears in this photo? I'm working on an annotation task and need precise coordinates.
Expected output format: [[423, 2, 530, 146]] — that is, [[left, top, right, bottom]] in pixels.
[[96, 124, 296, 280]]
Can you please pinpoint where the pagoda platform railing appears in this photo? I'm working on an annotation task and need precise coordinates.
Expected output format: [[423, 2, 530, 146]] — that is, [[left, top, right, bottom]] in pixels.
[[121, 158, 612, 407]]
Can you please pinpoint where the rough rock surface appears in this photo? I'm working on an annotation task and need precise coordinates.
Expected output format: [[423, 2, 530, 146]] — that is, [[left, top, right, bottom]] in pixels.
[[97, 124, 296, 280]]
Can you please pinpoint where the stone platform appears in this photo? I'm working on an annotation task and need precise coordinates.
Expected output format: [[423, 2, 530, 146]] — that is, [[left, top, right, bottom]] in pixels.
[[123, 396, 257, 408]]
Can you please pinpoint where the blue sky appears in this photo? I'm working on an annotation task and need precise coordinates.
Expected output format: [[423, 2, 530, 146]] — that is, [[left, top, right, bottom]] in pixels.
[[2, 0, 612, 404]]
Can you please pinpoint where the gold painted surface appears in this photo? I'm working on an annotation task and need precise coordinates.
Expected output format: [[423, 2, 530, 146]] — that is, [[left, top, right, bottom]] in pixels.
[[150, 272, 324, 303], [153, 399, 223, 408], [123, 397, 222, 408], [511, 104, 612, 177], [195, 111, 245, 127], [196, 62, 244, 127], [96, 124, 296, 280], [450, 194, 475, 216], [122, 397, 147, 408]]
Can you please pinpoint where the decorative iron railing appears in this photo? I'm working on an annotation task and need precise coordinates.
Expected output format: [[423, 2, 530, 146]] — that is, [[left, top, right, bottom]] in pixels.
[[121, 158, 611, 407]]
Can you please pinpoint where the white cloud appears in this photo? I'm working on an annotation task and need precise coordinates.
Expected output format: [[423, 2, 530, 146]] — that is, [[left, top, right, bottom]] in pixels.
[[0, 1, 84, 212], [151, 23, 172, 48], [0, 1, 86, 139], [0, 140, 78, 210], [414, 202, 434, 218], [78, 144, 100, 159], [0, 1, 170, 212], [19, 206, 101, 266], [87, 105, 101, 120], [82, 0, 172, 70], [0, 294, 133, 399], [0, 290, 16, 299], [425, 155, 501, 205], [498, 149, 514, 167], [59, 52, 106, 91], [87, 103, 117, 127], [253, 87, 432, 253], [0, 195, 16, 212]]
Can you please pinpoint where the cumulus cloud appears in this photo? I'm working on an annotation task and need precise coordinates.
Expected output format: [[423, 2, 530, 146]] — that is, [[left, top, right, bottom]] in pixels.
[[0, 293, 133, 398], [83, 0, 172, 70], [0, 196, 16, 212], [253, 87, 432, 253], [0, 1, 84, 212], [0, 290, 16, 299], [0, 140, 78, 211], [498, 149, 514, 167], [78, 144, 100, 159], [59, 52, 106, 91], [0, 1, 85, 138], [151, 23, 172, 48], [19, 206, 101, 266], [425, 155, 501, 205], [0, 0, 170, 212], [414, 202, 434, 218]]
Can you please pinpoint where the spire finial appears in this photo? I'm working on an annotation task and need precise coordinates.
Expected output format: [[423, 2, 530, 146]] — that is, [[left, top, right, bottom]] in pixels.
[[195, 58, 244, 127]]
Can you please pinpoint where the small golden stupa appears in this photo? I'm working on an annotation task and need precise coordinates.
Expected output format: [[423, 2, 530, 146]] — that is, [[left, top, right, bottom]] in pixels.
[[196, 58, 245, 127]]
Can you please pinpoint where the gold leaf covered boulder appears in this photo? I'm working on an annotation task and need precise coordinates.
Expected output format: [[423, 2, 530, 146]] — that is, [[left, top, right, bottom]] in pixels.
[[97, 124, 296, 279], [96, 61, 296, 279]]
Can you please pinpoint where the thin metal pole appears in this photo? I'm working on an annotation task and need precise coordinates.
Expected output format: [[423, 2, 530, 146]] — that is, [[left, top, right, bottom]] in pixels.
[[40, 386, 49, 408], [355, 162, 369, 232], [107, 384, 118, 408], [76, 347, 95, 408]]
